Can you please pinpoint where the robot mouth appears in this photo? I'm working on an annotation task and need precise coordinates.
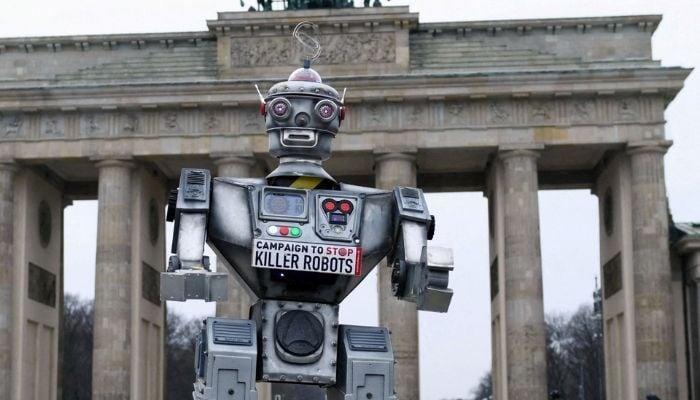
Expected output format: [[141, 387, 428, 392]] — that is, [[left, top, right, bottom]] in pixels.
[[281, 129, 318, 148]]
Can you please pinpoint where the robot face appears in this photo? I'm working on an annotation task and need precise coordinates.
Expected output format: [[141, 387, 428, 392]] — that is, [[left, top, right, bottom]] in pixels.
[[263, 67, 345, 160]]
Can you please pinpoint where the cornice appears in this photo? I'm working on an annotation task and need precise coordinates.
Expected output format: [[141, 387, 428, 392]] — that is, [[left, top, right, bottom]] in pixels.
[[416, 14, 662, 35], [0, 66, 689, 111], [0, 31, 214, 54]]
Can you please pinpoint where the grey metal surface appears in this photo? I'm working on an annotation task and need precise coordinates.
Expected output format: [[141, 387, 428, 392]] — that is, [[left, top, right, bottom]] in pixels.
[[193, 318, 258, 400], [207, 177, 394, 304], [253, 299, 339, 386], [327, 325, 396, 400], [159, 270, 228, 302]]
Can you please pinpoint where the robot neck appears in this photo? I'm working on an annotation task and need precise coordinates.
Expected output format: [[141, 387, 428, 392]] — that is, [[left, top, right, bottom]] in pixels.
[[266, 157, 338, 189]]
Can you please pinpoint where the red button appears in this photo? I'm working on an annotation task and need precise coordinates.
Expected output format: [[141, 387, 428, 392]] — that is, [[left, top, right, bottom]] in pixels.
[[279, 226, 289, 236]]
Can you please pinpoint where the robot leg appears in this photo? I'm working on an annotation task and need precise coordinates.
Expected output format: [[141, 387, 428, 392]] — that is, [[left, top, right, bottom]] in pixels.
[[328, 325, 397, 400], [193, 318, 258, 400]]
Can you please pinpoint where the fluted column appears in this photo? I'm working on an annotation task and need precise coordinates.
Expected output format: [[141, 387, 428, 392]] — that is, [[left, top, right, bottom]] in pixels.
[[213, 155, 256, 319], [499, 149, 547, 400], [92, 159, 134, 400], [375, 152, 419, 400], [0, 162, 17, 400], [627, 142, 678, 400]]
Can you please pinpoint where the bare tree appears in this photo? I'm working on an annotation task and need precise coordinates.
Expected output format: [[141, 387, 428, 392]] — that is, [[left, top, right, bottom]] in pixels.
[[62, 294, 93, 400], [470, 371, 492, 400], [166, 310, 203, 400]]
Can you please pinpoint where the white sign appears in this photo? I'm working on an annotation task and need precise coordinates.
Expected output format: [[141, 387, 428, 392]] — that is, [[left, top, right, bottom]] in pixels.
[[252, 239, 362, 276]]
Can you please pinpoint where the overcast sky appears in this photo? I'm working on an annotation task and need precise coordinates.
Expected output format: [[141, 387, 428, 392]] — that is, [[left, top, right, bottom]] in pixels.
[[2, 0, 698, 398]]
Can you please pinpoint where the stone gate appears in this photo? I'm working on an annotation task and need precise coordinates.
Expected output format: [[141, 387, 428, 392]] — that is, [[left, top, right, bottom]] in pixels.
[[0, 6, 695, 400]]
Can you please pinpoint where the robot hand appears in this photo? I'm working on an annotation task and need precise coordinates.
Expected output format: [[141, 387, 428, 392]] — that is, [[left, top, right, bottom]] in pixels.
[[389, 187, 454, 312]]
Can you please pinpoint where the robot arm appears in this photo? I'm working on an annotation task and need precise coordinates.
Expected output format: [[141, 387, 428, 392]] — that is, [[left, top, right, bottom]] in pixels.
[[160, 168, 228, 302], [389, 187, 454, 312]]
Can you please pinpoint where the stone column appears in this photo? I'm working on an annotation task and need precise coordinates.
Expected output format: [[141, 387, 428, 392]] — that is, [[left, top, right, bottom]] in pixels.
[[92, 159, 134, 400], [499, 149, 547, 400], [627, 142, 678, 399], [374, 152, 419, 400], [213, 155, 256, 319], [0, 162, 16, 400]]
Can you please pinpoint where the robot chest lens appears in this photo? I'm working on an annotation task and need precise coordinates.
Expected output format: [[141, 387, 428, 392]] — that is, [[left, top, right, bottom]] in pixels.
[[275, 310, 324, 357]]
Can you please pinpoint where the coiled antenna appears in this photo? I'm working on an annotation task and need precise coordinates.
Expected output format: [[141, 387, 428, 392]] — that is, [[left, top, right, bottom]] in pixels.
[[293, 21, 321, 66]]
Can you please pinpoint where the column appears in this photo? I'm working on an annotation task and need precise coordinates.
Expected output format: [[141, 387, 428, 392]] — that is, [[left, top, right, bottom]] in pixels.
[[375, 152, 419, 400], [93, 160, 134, 400], [213, 155, 256, 319], [0, 163, 16, 400], [627, 142, 678, 399], [499, 149, 547, 400]]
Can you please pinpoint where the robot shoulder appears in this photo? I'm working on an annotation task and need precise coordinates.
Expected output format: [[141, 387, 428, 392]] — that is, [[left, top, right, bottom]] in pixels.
[[214, 177, 266, 186], [338, 182, 389, 195]]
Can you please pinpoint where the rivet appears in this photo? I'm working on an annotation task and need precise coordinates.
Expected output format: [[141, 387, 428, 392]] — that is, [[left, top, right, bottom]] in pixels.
[[298, 302, 303, 308], [331, 360, 336, 367], [313, 376, 320, 383], [262, 374, 269, 381], [280, 374, 287, 381], [332, 341, 337, 347], [297, 375, 303, 382], [228, 389, 235, 395]]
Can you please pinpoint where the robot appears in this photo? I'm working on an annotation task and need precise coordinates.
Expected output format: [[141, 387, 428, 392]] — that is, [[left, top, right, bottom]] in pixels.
[[160, 51, 454, 400]]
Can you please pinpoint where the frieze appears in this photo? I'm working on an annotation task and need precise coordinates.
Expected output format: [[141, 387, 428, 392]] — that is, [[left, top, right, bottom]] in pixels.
[[0, 96, 665, 140], [230, 33, 396, 67]]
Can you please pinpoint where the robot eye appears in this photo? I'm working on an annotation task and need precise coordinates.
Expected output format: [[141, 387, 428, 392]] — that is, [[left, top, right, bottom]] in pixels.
[[269, 98, 292, 120], [314, 100, 338, 122]]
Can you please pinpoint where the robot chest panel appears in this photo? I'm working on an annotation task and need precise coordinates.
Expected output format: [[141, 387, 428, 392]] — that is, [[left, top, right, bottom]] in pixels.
[[253, 186, 364, 276]]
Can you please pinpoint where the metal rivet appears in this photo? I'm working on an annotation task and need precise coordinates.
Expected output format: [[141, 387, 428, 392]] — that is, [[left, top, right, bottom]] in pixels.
[[262, 374, 269, 381], [297, 375, 303, 382], [331, 360, 336, 366], [228, 389, 234, 395], [280, 375, 287, 381], [313, 376, 320, 383]]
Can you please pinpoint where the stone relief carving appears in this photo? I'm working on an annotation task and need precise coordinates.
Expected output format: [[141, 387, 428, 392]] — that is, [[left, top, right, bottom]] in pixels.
[[202, 111, 221, 131], [488, 102, 512, 124], [163, 111, 179, 130], [444, 102, 468, 126], [362, 104, 389, 129], [618, 98, 640, 121], [529, 101, 554, 123], [571, 99, 595, 123], [81, 113, 109, 136], [230, 33, 396, 67], [122, 113, 140, 133], [42, 116, 64, 137], [241, 110, 264, 132], [0, 113, 23, 137], [404, 104, 427, 128]]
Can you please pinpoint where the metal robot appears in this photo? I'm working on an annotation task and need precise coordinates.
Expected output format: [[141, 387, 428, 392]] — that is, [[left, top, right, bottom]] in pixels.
[[160, 36, 454, 400]]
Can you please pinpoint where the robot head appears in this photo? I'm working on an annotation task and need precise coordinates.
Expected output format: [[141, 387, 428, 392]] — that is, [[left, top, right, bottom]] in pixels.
[[262, 66, 345, 161]]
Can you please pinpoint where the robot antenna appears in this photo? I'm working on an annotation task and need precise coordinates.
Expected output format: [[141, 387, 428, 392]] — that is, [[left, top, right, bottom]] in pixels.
[[292, 21, 321, 66]]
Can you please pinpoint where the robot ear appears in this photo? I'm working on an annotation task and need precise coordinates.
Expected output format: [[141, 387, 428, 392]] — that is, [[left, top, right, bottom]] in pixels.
[[259, 102, 267, 117], [339, 106, 346, 122]]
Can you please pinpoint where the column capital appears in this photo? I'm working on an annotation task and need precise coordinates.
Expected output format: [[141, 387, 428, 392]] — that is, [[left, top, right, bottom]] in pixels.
[[93, 158, 136, 170], [497, 144, 544, 160], [211, 153, 257, 167], [0, 160, 19, 173], [626, 140, 673, 156], [374, 151, 417, 164]]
